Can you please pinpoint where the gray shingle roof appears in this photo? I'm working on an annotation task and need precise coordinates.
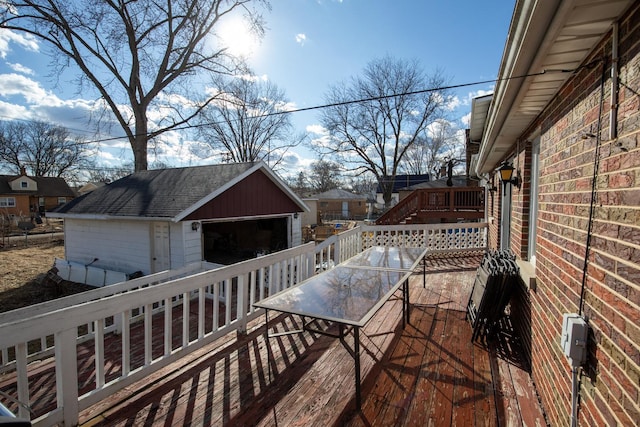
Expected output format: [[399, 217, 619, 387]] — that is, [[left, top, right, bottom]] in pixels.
[[406, 176, 470, 189], [0, 175, 76, 197], [312, 188, 366, 200], [376, 174, 431, 193], [53, 163, 257, 218]]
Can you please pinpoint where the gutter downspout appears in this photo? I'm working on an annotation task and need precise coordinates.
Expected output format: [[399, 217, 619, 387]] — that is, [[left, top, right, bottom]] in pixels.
[[571, 366, 580, 427], [610, 22, 619, 141]]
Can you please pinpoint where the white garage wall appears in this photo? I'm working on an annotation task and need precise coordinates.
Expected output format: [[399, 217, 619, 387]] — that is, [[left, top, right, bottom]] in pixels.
[[291, 215, 302, 247], [64, 219, 153, 275], [175, 221, 203, 266]]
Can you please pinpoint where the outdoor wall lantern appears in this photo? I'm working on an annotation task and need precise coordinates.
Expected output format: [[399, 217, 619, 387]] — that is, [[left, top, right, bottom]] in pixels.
[[498, 161, 520, 195], [191, 221, 200, 231]]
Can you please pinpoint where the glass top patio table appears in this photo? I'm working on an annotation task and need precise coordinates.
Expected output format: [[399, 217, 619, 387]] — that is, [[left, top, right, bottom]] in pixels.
[[253, 246, 426, 327], [341, 246, 426, 271]]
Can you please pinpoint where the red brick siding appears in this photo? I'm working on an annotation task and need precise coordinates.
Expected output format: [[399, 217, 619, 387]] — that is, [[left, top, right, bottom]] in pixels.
[[500, 6, 640, 426], [0, 194, 30, 217], [487, 174, 501, 250], [510, 143, 532, 259]]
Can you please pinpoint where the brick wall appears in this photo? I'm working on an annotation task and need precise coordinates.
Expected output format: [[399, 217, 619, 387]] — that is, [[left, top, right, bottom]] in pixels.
[[508, 144, 533, 259], [498, 5, 640, 425], [487, 174, 501, 250]]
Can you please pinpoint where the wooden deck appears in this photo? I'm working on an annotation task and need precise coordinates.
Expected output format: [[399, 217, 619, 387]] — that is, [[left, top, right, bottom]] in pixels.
[[67, 253, 547, 427]]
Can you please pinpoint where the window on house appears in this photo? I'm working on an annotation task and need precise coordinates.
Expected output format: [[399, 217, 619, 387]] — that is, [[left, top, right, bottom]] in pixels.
[[21, 181, 28, 188], [57, 197, 67, 205], [0, 197, 16, 207]]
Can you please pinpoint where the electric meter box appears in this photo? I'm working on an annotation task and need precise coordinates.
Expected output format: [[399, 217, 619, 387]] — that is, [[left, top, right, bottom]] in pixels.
[[560, 313, 588, 367]]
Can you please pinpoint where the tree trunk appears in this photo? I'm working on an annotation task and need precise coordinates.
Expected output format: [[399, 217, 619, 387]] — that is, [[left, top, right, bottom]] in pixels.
[[132, 106, 148, 171], [381, 177, 395, 208], [133, 141, 148, 171]]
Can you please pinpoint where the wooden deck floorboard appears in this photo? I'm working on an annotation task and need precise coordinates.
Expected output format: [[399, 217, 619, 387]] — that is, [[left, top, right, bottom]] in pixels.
[[4, 253, 548, 426]]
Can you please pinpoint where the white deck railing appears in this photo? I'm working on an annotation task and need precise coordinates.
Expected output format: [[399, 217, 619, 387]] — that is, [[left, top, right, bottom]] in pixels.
[[0, 223, 486, 426]]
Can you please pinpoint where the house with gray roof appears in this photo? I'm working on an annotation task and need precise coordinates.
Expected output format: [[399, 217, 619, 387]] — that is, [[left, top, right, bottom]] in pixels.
[[0, 168, 75, 220], [50, 162, 308, 283], [311, 188, 368, 221]]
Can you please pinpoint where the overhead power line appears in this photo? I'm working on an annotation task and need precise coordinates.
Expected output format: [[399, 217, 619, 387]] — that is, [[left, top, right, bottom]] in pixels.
[[0, 64, 591, 147]]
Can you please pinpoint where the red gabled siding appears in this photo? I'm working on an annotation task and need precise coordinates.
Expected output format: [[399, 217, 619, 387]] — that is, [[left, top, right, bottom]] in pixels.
[[184, 170, 300, 220]]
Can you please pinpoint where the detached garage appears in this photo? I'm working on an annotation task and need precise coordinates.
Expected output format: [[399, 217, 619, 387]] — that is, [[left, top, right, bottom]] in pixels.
[[50, 161, 308, 284]]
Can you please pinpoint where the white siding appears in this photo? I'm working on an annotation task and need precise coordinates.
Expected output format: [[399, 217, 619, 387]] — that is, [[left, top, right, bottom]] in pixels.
[[64, 219, 153, 275], [300, 199, 318, 226], [170, 221, 203, 267], [168, 221, 184, 268], [183, 222, 203, 264], [290, 215, 302, 247]]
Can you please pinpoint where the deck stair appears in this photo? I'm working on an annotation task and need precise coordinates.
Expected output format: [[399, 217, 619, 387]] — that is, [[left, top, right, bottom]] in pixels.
[[376, 187, 485, 225]]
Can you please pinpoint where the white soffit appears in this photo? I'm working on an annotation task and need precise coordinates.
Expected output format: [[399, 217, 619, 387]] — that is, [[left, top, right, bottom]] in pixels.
[[476, 0, 634, 175]]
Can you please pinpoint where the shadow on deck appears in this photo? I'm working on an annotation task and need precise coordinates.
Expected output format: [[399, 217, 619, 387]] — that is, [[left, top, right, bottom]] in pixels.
[[67, 253, 547, 426]]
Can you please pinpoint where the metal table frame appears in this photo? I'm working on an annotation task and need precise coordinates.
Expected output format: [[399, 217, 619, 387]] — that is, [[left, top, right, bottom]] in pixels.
[[254, 246, 427, 410]]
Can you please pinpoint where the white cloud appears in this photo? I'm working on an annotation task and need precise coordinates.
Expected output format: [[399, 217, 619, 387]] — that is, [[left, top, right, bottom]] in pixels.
[[306, 123, 327, 135], [295, 33, 307, 46], [148, 132, 209, 167], [236, 73, 269, 82], [8, 63, 33, 75], [0, 30, 39, 58], [446, 95, 461, 111], [0, 73, 53, 104], [0, 73, 133, 149], [278, 100, 297, 112], [460, 112, 471, 127], [0, 99, 30, 119], [463, 88, 494, 106]]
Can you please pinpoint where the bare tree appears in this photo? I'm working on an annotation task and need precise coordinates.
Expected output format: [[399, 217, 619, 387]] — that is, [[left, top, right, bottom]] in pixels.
[[401, 119, 463, 176], [194, 74, 302, 168], [0, 0, 268, 171], [87, 163, 135, 184], [86, 159, 167, 183], [285, 170, 310, 196], [401, 134, 432, 176], [315, 55, 451, 207], [347, 175, 377, 196], [309, 159, 342, 193], [0, 120, 93, 179]]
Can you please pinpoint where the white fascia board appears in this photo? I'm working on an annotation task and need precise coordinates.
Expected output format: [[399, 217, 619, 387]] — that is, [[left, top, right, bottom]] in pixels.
[[202, 212, 295, 223], [475, 0, 562, 176], [47, 212, 170, 222]]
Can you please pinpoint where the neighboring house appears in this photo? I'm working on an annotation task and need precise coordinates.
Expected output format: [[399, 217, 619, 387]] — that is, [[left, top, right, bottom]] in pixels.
[[471, 1, 639, 425], [312, 188, 368, 221], [50, 162, 308, 279], [375, 174, 430, 208], [398, 175, 472, 200], [0, 168, 75, 219]]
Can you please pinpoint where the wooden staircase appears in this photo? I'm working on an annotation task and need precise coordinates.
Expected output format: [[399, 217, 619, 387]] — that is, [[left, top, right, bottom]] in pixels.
[[376, 187, 485, 225]]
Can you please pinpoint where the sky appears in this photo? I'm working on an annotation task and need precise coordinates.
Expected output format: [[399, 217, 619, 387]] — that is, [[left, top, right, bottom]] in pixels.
[[0, 0, 515, 180]]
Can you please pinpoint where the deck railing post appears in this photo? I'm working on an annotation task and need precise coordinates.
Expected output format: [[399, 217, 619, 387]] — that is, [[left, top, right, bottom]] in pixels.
[[237, 274, 248, 334], [14, 343, 29, 420], [55, 328, 79, 426]]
